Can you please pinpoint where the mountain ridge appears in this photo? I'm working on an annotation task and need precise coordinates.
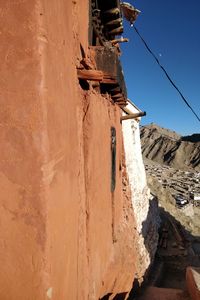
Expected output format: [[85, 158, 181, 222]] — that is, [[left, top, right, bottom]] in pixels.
[[140, 123, 200, 171]]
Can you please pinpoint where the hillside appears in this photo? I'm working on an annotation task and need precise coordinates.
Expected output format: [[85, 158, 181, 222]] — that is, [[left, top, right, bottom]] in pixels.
[[140, 123, 200, 171]]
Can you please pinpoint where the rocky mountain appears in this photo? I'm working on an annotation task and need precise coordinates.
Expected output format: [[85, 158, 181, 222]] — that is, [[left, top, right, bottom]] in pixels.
[[140, 123, 200, 171]]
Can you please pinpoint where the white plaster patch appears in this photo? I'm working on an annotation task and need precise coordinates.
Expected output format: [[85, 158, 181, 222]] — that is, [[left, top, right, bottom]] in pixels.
[[122, 107, 159, 279], [47, 287, 53, 299]]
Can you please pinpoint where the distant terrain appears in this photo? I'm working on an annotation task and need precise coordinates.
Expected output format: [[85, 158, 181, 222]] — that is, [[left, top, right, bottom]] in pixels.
[[140, 123, 200, 171], [140, 123, 200, 238]]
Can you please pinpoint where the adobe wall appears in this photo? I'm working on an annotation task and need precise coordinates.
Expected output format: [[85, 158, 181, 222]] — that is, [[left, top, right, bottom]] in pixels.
[[82, 91, 138, 299], [0, 1, 48, 299], [0, 1, 138, 299]]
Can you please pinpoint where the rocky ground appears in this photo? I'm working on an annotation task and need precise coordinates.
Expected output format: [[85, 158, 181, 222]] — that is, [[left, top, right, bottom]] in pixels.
[[145, 158, 200, 237], [140, 123, 200, 237], [132, 157, 200, 300], [132, 124, 200, 299]]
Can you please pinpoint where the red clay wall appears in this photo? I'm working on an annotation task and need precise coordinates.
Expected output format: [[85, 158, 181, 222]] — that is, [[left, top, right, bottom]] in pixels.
[[0, 1, 137, 299], [82, 92, 137, 299], [0, 1, 47, 299]]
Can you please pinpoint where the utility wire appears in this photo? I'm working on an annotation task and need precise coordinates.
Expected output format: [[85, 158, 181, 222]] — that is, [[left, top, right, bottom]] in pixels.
[[133, 25, 200, 123]]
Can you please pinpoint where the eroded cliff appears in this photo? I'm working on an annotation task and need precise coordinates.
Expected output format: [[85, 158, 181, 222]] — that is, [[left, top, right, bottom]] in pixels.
[[140, 124, 200, 171]]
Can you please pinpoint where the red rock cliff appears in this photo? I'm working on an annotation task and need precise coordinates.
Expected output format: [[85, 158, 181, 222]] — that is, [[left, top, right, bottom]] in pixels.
[[0, 1, 142, 299]]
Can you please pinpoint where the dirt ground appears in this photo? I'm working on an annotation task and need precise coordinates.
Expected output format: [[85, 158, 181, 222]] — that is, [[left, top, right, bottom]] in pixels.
[[131, 159, 200, 300], [145, 158, 200, 239]]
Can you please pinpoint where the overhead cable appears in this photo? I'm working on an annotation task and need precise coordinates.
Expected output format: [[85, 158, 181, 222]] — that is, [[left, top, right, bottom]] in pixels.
[[132, 25, 200, 123]]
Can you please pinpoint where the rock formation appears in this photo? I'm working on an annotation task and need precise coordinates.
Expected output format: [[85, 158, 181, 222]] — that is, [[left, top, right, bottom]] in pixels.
[[140, 123, 200, 171]]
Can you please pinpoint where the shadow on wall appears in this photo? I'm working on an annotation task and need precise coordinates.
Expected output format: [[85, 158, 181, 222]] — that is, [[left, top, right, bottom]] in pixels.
[[132, 206, 200, 298], [100, 292, 128, 300], [127, 197, 160, 300], [100, 197, 160, 300], [128, 201, 200, 298], [142, 196, 160, 263], [100, 196, 200, 299], [155, 207, 200, 290], [100, 293, 112, 300], [157, 206, 200, 248]]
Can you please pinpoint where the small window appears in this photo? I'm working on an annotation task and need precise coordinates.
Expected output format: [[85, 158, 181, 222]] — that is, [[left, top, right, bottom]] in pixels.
[[111, 127, 116, 192]]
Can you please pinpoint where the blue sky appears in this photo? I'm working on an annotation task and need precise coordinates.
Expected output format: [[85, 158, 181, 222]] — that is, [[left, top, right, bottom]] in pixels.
[[120, 0, 200, 135]]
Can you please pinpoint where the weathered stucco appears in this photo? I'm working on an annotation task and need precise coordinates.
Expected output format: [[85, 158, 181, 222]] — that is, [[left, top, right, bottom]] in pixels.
[[122, 102, 160, 282], [0, 1, 141, 299]]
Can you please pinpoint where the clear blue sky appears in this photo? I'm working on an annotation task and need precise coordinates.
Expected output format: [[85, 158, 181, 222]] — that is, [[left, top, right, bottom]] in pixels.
[[120, 0, 200, 135]]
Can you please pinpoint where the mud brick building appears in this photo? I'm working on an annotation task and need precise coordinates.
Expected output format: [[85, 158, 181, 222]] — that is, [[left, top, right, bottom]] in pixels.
[[0, 1, 158, 299]]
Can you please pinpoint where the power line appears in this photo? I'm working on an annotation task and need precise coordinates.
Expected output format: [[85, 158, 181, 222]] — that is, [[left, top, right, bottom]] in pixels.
[[132, 25, 200, 124]]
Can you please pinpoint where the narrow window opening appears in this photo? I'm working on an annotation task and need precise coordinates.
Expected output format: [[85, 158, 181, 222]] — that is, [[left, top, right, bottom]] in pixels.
[[79, 79, 90, 90], [111, 127, 116, 192]]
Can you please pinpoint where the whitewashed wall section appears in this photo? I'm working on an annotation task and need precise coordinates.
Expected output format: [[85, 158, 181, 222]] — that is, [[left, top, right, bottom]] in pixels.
[[122, 102, 160, 281]]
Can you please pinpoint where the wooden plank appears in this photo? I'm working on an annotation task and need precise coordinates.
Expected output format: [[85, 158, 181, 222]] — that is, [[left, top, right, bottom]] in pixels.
[[80, 58, 94, 70], [111, 91, 121, 96], [101, 78, 118, 84], [121, 112, 146, 121], [105, 18, 122, 27], [77, 69, 103, 81], [110, 87, 121, 93], [102, 72, 117, 80], [116, 102, 127, 106], [103, 8, 120, 15], [112, 93, 123, 99], [114, 99, 126, 103], [108, 26, 123, 35], [111, 38, 129, 45]]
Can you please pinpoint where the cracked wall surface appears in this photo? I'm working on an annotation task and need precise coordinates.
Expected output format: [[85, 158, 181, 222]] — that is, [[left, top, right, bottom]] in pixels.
[[0, 1, 142, 299], [0, 0, 161, 298]]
